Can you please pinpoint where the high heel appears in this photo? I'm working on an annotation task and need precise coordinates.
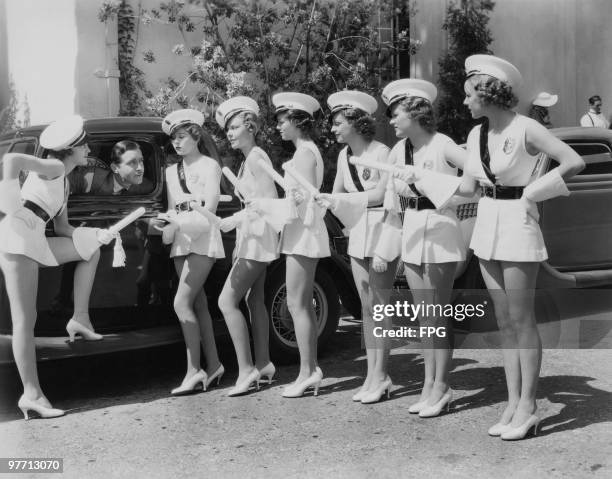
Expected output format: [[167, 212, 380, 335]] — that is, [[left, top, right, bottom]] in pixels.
[[66, 319, 103, 342], [171, 370, 208, 396], [500, 415, 540, 441], [257, 362, 276, 385], [418, 389, 453, 418], [18, 396, 65, 420], [205, 364, 225, 389], [360, 378, 393, 404], [282, 369, 323, 398], [488, 421, 513, 437], [227, 369, 261, 397], [352, 387, 369, 402], [408, 399, 429, 414]]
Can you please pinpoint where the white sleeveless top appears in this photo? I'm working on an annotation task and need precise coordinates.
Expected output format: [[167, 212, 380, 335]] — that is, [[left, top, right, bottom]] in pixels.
[[236, 146, 278, 200], [465, 114, 540, 187], [166, 156, 221, 207], [284, 141, 324, 190], [21, 172, 66, 218], [389, 134, 459, 197], [338, 141, 389, 192]]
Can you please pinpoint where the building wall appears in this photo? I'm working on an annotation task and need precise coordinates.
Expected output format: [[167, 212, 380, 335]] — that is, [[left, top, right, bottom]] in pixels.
[[411, 0, 612, 128]]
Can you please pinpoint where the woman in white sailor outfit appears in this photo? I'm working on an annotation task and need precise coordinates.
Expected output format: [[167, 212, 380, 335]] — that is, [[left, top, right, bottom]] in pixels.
[[460, 55, 584, 439], [318, 91, 399, 404], [273, 92, 330, 398], [157, 109, 225, 395], [216, 97, 279, 396], [382, 79, 468, 416], [0, 116, 115, 419]]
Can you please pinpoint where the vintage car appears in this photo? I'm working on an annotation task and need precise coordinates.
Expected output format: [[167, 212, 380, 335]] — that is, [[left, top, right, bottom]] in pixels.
[[0, 117, 361, 364], [1, 122, 611, 364]]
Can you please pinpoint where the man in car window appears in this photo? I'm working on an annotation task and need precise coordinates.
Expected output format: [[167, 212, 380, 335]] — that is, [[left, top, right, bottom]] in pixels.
[[72, 140, 153, 195], [580, 95, 610, 128]]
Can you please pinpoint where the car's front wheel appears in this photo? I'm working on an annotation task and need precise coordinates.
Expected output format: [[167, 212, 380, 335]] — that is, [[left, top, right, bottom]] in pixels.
[[265, 267, 340, 363]]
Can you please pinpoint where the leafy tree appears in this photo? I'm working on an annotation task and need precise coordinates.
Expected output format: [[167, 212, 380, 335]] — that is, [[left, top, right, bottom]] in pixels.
[[436, 0, 494, 143], [98, 0, 420, 190], [0, 79, 28, 134]]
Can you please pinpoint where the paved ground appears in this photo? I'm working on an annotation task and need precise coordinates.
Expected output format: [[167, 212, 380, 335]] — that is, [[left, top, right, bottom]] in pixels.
[[0, 317, 611, 479]]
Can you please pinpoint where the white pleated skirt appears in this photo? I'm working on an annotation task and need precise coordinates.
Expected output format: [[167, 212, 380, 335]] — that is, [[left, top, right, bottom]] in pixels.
[[470, 196, 548, 262]]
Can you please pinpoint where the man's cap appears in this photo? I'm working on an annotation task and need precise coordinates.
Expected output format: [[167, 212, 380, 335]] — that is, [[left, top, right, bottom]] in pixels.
[[272, 92, 320, 117], [327, 90, 378, 115], [215, 96, 260, 129], [532, 92, 558, 107], [40, 115, 87, 151], [162, 109, 205, 135], [465, 54, 523, 90]]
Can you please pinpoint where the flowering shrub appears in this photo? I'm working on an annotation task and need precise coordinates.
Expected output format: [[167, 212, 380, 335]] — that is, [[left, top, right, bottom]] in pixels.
[[99, 0, 419, 190]]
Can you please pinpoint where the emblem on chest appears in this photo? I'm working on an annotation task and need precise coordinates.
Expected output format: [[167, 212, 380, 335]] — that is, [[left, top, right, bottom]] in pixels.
[[362, 168, 371, 181], [502, 137, 516, 155]]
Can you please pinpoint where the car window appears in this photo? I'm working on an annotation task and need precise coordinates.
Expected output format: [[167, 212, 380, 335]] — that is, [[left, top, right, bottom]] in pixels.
[[567, 142, 612, 176], [70, 139, 157, 196]]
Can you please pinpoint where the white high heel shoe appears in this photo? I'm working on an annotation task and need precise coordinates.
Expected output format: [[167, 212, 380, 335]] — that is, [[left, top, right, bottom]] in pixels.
[[418, 389, 453, 418], [227, 369, 261, 397], [66, 319, 103, 342], [408, 398, 429, 414], [257, 362, 276, 385], [205, 364, 225, 389], [488, 421, 513, 437], [360, 378, 393, 404], [282, 369, 323, 398], [18, 396, 65, 420], [500, 415, 540, 441], [171, 370, 208, 396]]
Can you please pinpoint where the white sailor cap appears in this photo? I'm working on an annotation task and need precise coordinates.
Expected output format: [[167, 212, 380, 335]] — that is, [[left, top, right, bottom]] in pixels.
[[532, 91, 558, 107], [327, 90, 378, 116], [272, 92, 320, 117], [381, 79, 437, 116], [215, 96, 260, 129], [465, 54, 523, 90], [162, 109, 205, 135], [40, 115, 88, 151]]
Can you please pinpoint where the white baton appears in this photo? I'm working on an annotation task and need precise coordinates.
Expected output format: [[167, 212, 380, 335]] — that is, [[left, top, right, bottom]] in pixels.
[[108, 207, 146, 235]]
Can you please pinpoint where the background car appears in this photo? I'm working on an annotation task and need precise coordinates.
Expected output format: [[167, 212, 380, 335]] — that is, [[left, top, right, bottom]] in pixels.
[[0, 117, 360, 365]]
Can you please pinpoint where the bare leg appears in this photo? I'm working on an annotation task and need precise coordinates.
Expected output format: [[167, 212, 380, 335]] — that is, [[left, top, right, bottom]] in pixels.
[[421, 262, 455, 405], [0, 252, 50, 404], [218, 258, 268, 382], [350, 257, 375, 394], [368, 257, 400, 389], [48, 237, 101, 331], [285, 254, 319, 382], [480, 259, 521, 426], [173, 254, 217, 382], [245, 265, 271, 370], [502, 261, 540, 426]]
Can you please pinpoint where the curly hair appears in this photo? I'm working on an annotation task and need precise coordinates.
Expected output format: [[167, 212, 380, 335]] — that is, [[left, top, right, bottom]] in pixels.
[[332, 108, 376, 141], [394, 96, 436, 134], [172, 123, 211, 156], [226, 111, 261, 137], [467, 74, 519, 110], [279, 109, 317, 140]]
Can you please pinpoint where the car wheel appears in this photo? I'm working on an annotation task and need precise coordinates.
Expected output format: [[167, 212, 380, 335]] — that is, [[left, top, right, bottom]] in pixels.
[[265, 267, 340, 364]]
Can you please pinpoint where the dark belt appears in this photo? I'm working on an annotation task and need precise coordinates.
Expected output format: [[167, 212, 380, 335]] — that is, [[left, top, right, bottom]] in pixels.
[[23, 200, 51, 223], [481, 185, 524, 200], [175, 201, 204, 213], [404, 196, 435, 211]]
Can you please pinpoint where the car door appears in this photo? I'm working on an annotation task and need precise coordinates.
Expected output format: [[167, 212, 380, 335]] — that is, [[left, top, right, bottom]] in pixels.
[[540, 138, 612, 271], [35, 133, 169, 332]]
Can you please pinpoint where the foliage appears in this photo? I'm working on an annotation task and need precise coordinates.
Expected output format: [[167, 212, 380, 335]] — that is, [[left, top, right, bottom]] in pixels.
[[436, 0, 495, 143], [98, 0, 419, 190], [0, 79, 29, 134], [99, 0, 151, 115]]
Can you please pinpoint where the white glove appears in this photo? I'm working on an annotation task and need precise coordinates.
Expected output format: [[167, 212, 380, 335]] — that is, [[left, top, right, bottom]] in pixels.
[[96, 228, 115, 245], [290, 188, 305, 205], [372, 255, 388, 273], [315, 193, 336, 210], [523, 168, 570, 202]]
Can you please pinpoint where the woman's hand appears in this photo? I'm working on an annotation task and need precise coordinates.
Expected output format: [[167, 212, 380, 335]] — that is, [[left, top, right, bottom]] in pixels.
[[392, 167, 417, 184], [290, 188, 305, 205], [372, 255, 388, 273], [96, 229, 115, 245], [315, 193, 335, 210]]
